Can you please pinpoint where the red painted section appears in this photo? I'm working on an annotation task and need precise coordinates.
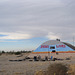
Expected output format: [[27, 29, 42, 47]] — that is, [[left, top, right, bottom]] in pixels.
[[56, 45, 66, 48], [41, 45, 49, 48]]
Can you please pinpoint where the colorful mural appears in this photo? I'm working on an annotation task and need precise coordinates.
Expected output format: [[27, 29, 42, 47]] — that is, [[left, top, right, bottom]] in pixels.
[[32, 40, 75, 54]]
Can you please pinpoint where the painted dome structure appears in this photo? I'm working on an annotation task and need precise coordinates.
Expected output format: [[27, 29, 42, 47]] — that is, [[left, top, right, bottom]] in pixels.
[[32, 40, 75, 54]]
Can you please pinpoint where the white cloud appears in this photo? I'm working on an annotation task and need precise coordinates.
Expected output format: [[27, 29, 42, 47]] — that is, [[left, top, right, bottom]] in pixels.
[[0, 32, 31, 40], [46, 32, 61, 40], [0, 0, 75, 42]]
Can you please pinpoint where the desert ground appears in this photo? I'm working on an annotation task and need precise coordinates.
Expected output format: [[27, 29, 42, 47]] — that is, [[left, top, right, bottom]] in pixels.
[[0, 53, 75, 75]]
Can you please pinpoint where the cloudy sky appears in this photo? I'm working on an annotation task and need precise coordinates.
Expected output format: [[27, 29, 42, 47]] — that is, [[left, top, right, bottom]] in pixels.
[[0, 0, 75, 51]]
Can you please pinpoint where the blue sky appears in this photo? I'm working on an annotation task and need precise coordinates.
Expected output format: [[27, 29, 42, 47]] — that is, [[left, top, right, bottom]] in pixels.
[[0, 0, 75, 51]]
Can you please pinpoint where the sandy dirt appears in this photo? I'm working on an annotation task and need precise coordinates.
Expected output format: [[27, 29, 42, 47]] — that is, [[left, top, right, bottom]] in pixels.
[[0, 53, 75, 75]]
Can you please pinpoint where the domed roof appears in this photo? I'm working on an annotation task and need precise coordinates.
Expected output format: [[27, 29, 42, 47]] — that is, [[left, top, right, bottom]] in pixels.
[[62, 42, 75, 50], [42, 40, 63, 45], [42, 40, 75, 50]]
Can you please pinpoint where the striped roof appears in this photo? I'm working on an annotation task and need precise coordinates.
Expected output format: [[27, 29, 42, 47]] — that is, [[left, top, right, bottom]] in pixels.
[[42, 40, 63, 45], [63, 42, 75, 50], [42, 40, 75, 50]]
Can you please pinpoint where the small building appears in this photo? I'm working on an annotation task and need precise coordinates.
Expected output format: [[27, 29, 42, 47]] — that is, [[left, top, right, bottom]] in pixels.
[[29, 40, 75, 59]]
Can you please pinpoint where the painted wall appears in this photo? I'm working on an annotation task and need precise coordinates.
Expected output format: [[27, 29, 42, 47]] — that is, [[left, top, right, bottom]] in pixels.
[[34, 45, 49, 52], [33, 44, 74, 52], [55, 44, 73, 52]]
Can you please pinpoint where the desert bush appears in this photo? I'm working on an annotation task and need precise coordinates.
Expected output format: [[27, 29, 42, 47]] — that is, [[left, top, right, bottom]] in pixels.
[[0, 53, 2, 56], [34, 70, 46, 75], [15, 52, 21, 55], [21, 50, 32, 53], [47, 63, 68, 75], [26, 70, 34, 75], [68, 64, 75, 75], [6, 51, 15, 55], [2, 51, 5, 53], [34, 63, 68, 75]]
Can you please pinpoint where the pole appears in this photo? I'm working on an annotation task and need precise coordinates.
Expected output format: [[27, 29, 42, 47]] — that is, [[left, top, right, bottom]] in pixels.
[[48, 46, 50, 59]]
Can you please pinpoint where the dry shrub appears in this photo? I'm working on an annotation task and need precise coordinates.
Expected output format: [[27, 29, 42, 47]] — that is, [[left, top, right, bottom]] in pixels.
[[68, 64, 75, 75], [15, 52, 21, 55], [47, 63, 68, 75], [26, 70, 34, 75], [14, 72, 24, 75], [35, 63, 68, 75], [0, 70, 6, 72], [34, 70, 46, 75], [0, 53, 2, 56]]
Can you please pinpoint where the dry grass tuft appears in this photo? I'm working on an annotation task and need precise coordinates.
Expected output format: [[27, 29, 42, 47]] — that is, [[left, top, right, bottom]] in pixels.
[[0, 53, 2, 56], [0, 69, 6, 73], [34, 70, 46, 75], [14, 72, 24, 75], [34, 63, 68, 75], [47, 63, 68, 75], [68, 64, 75, 75]]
